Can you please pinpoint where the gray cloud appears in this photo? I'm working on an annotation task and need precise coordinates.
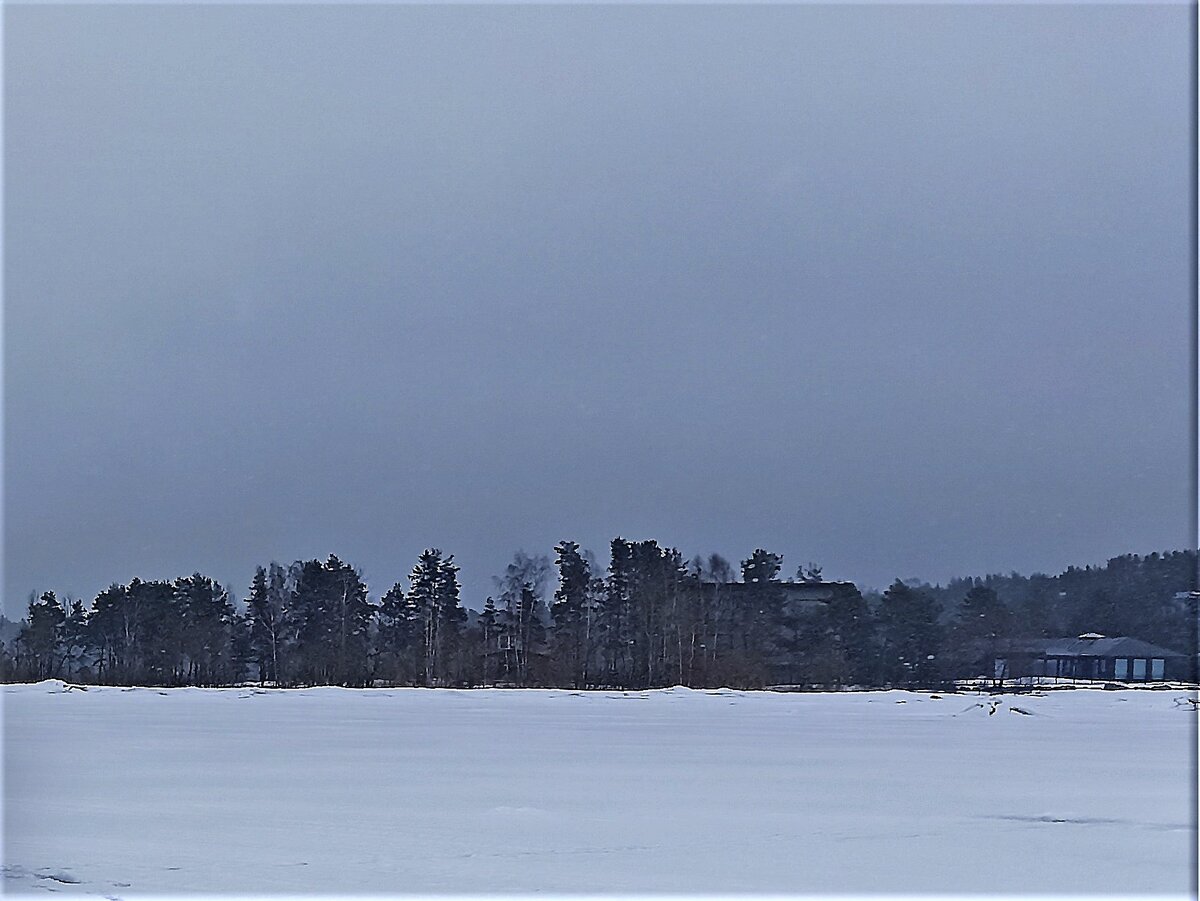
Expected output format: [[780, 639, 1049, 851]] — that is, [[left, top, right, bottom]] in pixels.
[[4, 4, 1191, 611]]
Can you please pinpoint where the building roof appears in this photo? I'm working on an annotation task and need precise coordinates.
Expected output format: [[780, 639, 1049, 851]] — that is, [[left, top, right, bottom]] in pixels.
[[998, 635, 1186, 659], [702, 580, 858, 599]]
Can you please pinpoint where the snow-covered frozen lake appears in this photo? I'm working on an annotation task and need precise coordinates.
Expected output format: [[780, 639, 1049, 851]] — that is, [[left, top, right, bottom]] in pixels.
[[3, 682, 1195, 897]]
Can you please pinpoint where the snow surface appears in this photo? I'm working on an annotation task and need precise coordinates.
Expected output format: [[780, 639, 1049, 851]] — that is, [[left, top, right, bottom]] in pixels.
[[2, 682, 1195, 897]]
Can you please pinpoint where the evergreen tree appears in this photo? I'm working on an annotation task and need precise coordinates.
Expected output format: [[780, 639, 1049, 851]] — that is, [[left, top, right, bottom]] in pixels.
[[377, 581, 418, 685], [408, 549, 465, 686], [877, 580, 943, 687], [15, 591, 66, 681], [409, 550, 443, 686], [784, 584, 876, 688], [246, 566, 275, 684], [477, 595, 501, 685], [228, 610, 254, 685], [60, 598, 90, 681], [823, 585, 877, 686], [139, 579, 186, 685], [664, 548, 699, 687], [629, 541, 666, 688], [627, 540, 688, 688], [87, 583, 130, 683], [1078, 589, 1123, 637], [550, 541, 593, 688], [329, 556, 374, 687], [291, 556, 373, 686], [173, 574, 237, 686], [266, 563, 294, 682], [85, 578, 175, 684], [738, 549, 785, 683], [797, 563, 823, 583], [947, 585, 1010, 680], [436, 553, 467, 684], [599, 538, 636, 686]]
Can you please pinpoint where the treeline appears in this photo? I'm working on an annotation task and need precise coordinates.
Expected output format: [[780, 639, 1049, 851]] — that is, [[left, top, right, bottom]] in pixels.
[[2, 544, 1195, 690], [919, 550, 1198, 654]]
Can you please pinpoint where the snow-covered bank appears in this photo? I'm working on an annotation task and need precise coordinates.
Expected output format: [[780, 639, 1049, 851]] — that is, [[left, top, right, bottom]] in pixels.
[[3, 682, 1195, 896]]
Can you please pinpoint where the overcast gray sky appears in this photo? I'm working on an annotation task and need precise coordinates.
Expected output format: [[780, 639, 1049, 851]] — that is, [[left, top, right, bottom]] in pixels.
[[4, 4, 1192, 614]]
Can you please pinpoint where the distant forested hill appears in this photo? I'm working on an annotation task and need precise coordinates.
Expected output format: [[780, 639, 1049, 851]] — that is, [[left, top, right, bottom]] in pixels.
[[893, 549, 1196, 651]]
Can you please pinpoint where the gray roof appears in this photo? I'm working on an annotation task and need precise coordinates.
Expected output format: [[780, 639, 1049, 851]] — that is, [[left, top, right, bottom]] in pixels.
[[999, 636, 1186, 659], [707, 581, 858, 600]]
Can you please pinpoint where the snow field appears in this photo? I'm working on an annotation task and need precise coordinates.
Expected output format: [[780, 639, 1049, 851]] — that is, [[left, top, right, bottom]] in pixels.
[[3, 682, 1195, 897]]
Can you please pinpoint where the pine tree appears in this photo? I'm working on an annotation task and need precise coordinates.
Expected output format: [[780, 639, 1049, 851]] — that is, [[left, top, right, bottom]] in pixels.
[[788, 584, 878, 687], [246, 566, 275, 684], [15, 591, 66, 681], [173, 574, 236, 686], [290, 560, 328, 684], [628, 541, 689, 688], [738, 549, 786, 682], [478, 595, 501, 685], [446, 557, 470, 680], [266, 563, 293, 683], [407, 549, 465, 686], [377, 581, 418, 685], [60, 598, 89, 681], [289, 556, 374, 686], [229, 609, 253, 684], [629, 541, 665, 688], [87, 583, 129, 683], [824, 585, 876, 686], [551, 541, 593, 688], [600, 538, 636, 686], [409, 550, 443, 686], [243, 562, 302, 686], [1079, 589, 1123, 637], [877, 580, 943, 687], [948, 585, 1010, 680], [328, 556, 374, 687], [121, 579, 176, 684], [436, 553, 466, 685]]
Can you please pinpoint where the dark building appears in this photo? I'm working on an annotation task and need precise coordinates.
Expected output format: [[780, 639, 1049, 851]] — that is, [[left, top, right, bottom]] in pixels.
[[707, 579, 860, 613], [990, 633, 1190, 683], [698, 580, 861, 685]]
